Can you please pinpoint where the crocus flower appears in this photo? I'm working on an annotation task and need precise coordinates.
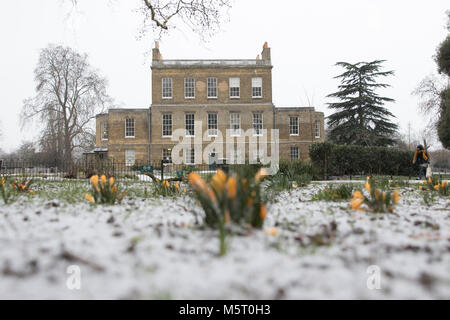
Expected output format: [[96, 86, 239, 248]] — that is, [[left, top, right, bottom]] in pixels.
[[226, 177, 237, 200]]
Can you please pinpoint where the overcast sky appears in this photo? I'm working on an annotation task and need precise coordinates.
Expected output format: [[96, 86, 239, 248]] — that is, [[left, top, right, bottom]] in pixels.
[[0, 0, 449, 153]]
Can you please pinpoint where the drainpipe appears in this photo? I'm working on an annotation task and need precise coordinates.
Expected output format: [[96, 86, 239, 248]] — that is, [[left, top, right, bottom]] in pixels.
[[148, 108, 151, 165]]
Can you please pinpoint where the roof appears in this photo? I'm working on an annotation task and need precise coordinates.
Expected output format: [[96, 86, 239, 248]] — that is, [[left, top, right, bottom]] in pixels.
[[152, 59, 272, 69]]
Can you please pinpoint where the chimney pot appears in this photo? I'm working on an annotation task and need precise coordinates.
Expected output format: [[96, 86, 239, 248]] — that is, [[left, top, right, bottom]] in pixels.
[[263, 42, 268, 49]]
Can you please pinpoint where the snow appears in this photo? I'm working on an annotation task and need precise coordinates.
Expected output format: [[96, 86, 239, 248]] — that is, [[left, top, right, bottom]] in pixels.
[[0, 181, 449, 299]]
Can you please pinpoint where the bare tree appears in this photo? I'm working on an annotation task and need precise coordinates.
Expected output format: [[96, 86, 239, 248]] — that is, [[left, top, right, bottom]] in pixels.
[[67, 0, 232, 39], [413, 74, 447, 131], [21, 45, 110, 166]]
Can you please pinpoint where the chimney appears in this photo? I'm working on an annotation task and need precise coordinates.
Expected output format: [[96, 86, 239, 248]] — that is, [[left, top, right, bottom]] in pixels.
[[261, 42, 271, 63], [152, 41, 162, 61]]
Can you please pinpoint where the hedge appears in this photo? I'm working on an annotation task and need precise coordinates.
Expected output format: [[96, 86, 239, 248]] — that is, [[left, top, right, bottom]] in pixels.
[[309, 142, 420, 178]]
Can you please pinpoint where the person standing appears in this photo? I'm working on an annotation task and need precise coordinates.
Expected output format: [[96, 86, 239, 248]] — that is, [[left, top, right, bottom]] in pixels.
[[412, 145, 430, 180]]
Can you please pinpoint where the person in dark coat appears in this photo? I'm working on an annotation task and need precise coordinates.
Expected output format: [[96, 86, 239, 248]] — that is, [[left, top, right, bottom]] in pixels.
[[412, 145, 430, 180]]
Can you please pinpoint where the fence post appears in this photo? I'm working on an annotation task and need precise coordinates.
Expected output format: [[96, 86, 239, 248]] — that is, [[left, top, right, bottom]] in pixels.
[[161, 160, 164, 181]]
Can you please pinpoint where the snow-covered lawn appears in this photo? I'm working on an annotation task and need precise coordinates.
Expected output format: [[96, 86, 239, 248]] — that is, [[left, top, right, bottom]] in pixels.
[[0, 180, 449, 299]]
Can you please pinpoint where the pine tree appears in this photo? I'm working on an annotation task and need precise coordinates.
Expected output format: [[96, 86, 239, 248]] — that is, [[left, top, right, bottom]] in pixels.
[[327, 60, 399, 146]]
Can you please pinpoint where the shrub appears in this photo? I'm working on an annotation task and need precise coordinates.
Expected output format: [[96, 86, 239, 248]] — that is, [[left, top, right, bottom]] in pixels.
[[85, 175, 125, 205], [278, 159, 318, 180], [349, 177, 401, 213], [310, 142, 419, 178]]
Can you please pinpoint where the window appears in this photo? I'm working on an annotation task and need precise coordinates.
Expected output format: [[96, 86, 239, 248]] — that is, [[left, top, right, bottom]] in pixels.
[[229, 77, 240, 98], [184, 77, 195, 99], [125, 118, 135, 138], [101, 122, 108, 140], [125, 150, 135, 167], [162, 77, 172, 99], [290, 146, 299, 160], [253, 113, 263, 136], [207, 77, 217, 98], [289, 117, 299, 136], [315, 120, 321, 138], [208, 113, 218, 137], [185, 148, 195, 165], [185, 113, 195, 137], [162, 114, 172, 137], [252, 77, 262, 98], [230, 113, 241, 136], [162, 148, 172, 163]]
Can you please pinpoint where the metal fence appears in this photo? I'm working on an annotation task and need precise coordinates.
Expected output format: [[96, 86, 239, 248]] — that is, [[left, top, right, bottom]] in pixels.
[[0, 160, 228, 182]]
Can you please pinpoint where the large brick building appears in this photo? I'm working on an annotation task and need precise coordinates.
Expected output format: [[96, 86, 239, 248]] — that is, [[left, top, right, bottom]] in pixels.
[[94, 42, 324, 166]]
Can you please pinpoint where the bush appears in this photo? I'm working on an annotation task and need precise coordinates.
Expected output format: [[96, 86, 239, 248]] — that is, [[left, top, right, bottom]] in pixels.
[[309, 143, 419, 178], [278, 159, 318, 180]]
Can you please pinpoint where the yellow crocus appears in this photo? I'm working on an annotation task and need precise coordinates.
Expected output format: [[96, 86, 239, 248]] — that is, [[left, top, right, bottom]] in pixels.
[[392, 190, 401, 204], [163, 180, 170, 188], [226, 177, 237, 200], [255, 168, 270, 184], [0, 177, 5, 187], [246, 197, 254, 208], [350, 199, 364, 210], [109, 177, 114, 186], [365, 182, 371, 193], [265, 228, 278, 236], [175, 182, 181, 193], [90, 175, 100, 192], [85, 193, 95, 204], [353, 191, 364, 199], [428, 177, 432, 184], [29, 190, 35, 195], [207, 188, 218, 204], [210, 169, 227, 194], [260, 204, 267, 220], [433, 184, 440, 191], [188, 172, 208, 193], [100, 175, 107, 189], [374, 189, 380, 201], [382, 192, 386, 201]]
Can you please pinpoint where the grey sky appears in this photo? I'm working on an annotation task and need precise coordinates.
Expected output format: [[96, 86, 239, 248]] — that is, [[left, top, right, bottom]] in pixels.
[[0, 0, 448, 152]]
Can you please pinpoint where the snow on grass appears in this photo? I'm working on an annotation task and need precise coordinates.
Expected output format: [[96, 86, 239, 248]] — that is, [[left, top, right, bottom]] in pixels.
[[0, 180, 449, 299]]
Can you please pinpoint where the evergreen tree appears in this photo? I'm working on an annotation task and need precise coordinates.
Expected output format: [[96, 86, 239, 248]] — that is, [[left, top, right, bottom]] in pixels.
[[327, 60, 399, 146], [437, 88, 450, 149]]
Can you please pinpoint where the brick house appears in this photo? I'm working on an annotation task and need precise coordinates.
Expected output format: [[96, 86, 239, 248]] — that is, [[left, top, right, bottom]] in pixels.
[[94, 42, 324, 166]]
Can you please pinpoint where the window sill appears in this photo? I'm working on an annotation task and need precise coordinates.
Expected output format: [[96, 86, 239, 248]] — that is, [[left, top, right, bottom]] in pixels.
[[101, 139, 108, 141], [125, 136, 135, 139], [252, 96, 263, 99], [162, 97, 173, 100], [290, 134, 299, 137], [230, 97, 240, 99], [162, 136, 173, 139], [207, 97, 218, 99], [184, 97, 195, 100]]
